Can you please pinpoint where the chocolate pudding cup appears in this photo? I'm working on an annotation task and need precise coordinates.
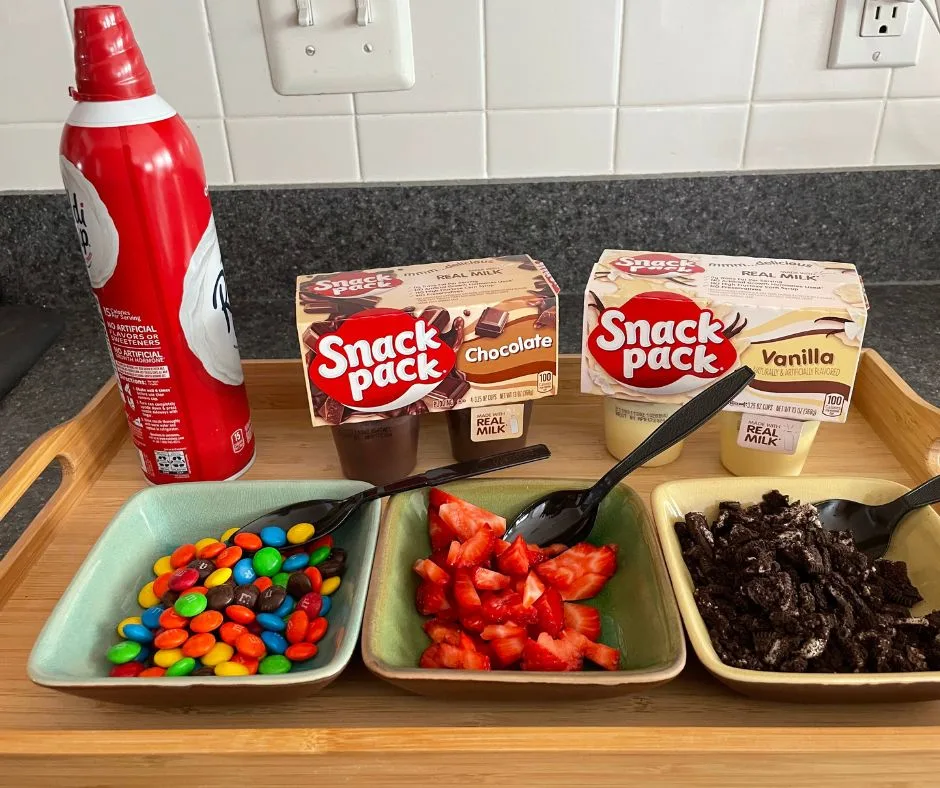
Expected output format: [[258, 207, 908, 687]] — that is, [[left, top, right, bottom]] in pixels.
[[330, 415, 419, 486], [446, 401, 533, 462]]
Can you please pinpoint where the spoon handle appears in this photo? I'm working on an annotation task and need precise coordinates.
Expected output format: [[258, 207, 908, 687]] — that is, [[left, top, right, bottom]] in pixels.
[[359, 444, 552, 501], [584, 366, 756, 507], [873, 475, 940, 529]]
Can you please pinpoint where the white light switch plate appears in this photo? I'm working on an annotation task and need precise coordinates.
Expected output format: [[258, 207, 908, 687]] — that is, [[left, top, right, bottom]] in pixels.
[[829, 0, 925, 68], [259, 0, 414, 95]]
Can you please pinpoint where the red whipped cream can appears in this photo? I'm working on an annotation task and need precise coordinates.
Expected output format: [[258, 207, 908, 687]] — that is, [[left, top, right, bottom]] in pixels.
[[60, 5, 254, 483]]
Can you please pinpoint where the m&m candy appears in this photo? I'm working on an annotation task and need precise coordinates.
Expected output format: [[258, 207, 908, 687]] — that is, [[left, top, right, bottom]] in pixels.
[[105, 522, 348, 679]]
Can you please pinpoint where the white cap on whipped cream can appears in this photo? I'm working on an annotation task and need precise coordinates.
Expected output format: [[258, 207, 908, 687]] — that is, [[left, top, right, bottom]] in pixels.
[[581, 249, 868, 473]]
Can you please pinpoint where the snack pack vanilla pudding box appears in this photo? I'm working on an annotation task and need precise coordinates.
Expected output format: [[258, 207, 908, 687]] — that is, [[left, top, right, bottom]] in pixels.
[[581, 250, 868, 473], [296, 256, 559, 478]]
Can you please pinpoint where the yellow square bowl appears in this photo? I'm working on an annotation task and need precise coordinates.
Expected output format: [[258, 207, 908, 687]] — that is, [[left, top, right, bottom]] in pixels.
[[651, 476, 940, 703]]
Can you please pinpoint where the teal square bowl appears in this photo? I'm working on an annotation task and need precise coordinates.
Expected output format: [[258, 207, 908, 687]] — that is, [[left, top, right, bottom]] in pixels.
[[28, 480, 381, 705], [362, 478, 686, 699]]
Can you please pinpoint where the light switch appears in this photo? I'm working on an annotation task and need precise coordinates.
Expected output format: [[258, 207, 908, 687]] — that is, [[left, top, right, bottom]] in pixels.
[[259, 0, 414, 95]]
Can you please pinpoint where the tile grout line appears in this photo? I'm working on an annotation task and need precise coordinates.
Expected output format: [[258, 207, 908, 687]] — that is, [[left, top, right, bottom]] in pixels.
[[610, 0, 627, 175], [481, 0, 489, 176], [872, 69, 895, 166], [741, 0, 768, 171], [352, 101, 365, 183], [200, 0, 236, 183]]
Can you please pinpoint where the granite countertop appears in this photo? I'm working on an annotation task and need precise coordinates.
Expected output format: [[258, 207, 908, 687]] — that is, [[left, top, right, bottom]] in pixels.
[[1, 284, 937, 558]]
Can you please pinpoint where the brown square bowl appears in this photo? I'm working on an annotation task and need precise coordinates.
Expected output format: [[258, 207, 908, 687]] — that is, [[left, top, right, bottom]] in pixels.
[[652, 476, 940, 703]]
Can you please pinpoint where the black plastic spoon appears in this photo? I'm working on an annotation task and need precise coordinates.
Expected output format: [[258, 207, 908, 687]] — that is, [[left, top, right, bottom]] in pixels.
[[814, 475, 940, 559], [228, 443, 552, 547], [503, 367, 756, 547]]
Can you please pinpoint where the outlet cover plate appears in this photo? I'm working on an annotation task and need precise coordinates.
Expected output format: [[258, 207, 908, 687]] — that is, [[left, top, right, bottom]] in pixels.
[[259, 0, 415, 95], [830, 0, 925, 68]]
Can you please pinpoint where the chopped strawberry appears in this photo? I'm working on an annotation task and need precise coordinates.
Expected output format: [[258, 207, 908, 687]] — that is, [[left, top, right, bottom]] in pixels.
[[445, 540, 461, 567], [561, 574, 610, 601], [429, 548, 451, 570], [453, 568, 482, 613], [415, 581, 453, 617], [472, 566, 511, 590], [428, 487, 463, 512], [419, 642, 491, 670], [428, 509, 456, 552], [536, 543, 617, 600], [522, 632, 583, 672], [494, 539, 512, 557], [480, 622, 527, 640], [438, 499, 507, 541], [526, 545, 545, 565], [460, 614, 486, 633], [453, 524, 496, 568], [413, 558, 450, 585], [481, 591, 538, 624], [534, 587, 564, 637], [423, 618, 462, 645], [563, 629, 621, 671], [460, 649, 492, 670], [490, 635, 527, 668], [496, 536, 530, 577], [521, 571, 546, 607], [542, 543, 568, 558], [458, 632, 479, 652], [582, 640, 621, 671], [563, 603, 602, 641]]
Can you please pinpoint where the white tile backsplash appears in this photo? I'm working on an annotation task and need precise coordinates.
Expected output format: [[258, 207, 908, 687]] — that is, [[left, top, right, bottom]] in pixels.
[[226, 116, 359, 183], [358, 112, 485, 181], [890, 24, 940, 98], [617, 105, 748, 174], [754, 0, 889, 101], [0, 0, 75, 124], [876, 99, 940, 165], [66, 0, 223, 118], [485, 0, 622, 109], [488, 109, 615, 177], [355, 0, 484, 114], [0, 124, 65, 191], [186, 119, 234, 185], [620, 0, 763, 105], [745, 100, 882, 170], [205, 0, 353, 117], [6, 0, 940, 190]]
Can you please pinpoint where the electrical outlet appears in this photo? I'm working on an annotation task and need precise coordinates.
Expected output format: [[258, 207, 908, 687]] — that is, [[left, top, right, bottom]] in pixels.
[[861, 0, 908, 36], [830, 0, 925, 67]]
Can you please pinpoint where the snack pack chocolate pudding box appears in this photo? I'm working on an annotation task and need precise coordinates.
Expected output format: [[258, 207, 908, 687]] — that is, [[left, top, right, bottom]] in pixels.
[[297, 256, 559, 481], [581, 250, 868, 475]]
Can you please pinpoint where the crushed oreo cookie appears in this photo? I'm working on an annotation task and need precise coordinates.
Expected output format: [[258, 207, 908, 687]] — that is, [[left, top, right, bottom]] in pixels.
[[677, 490, 940, 673]]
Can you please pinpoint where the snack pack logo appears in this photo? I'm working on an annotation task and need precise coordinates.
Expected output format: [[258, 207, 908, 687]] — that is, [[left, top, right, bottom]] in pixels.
[[611, 253, 704, 277], [308, 272, 402, 298], [587, 291, 737, 392], [309, 308, 456, 411]]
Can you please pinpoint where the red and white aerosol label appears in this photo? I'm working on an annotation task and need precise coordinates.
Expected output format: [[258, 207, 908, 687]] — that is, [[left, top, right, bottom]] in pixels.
[[61, 96, 255, 483]]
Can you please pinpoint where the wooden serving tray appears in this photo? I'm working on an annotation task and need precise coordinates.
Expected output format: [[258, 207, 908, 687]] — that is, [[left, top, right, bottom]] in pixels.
[[0, 353, 938, 786]]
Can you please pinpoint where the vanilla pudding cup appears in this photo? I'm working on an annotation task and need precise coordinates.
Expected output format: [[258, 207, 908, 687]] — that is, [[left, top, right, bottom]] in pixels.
[[718, 412, 820, 477], [603, 398, 684, 467]]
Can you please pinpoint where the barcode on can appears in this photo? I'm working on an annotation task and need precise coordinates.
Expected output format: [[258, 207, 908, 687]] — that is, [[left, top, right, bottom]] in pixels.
[[155, 449, 190, 476]]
